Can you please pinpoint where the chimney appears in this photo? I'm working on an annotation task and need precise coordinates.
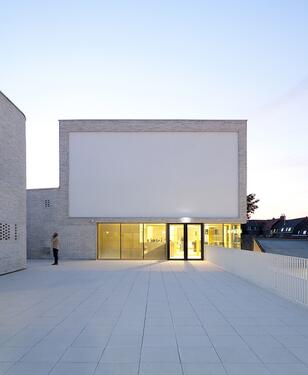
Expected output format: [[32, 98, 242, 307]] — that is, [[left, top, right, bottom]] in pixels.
[[280, 213, 286, 223]]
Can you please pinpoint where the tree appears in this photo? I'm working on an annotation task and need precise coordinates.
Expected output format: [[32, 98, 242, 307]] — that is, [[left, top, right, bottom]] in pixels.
[[247, 193, 259, 219]]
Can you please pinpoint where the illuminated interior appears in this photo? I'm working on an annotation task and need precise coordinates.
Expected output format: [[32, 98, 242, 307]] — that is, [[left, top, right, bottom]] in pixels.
[[204, 224, 241, 248], [187, 224, 202, 259], [121, 224, 143, 259], [169, 224, 202, 260], [97, 222, 242, 260], [204, 224, 224, 247], [169, 224, 185, 259], [97, 223, 167, 260], [144, 224, 166, 260], [97, 223, 120, 259], [224, 224, 241, 248]]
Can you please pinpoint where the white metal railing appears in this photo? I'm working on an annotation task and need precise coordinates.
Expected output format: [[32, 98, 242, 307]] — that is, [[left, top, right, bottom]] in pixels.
[[205, 246, 308, 307]]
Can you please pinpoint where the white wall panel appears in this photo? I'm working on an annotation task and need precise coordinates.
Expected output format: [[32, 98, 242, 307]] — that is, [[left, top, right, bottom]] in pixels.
[[69, 132, 239, 218]]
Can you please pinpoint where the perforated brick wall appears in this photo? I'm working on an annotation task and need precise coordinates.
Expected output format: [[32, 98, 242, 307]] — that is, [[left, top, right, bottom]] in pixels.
[[0, 92, 26, 274]]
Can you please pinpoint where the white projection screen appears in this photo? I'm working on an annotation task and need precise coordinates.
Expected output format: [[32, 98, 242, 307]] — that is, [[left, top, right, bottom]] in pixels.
[[69, 132, 239, 218]]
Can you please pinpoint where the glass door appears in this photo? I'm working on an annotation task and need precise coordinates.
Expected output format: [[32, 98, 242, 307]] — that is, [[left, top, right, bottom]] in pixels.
[[168, 223, 203, 260], [169, 224, 185, 259], [187, 224, 202, 259]]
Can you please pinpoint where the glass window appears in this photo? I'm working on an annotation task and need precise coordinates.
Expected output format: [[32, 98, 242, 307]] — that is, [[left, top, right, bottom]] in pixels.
[[97, 223, 121, 259], [224, 224, 241, 248], [121, 224, 143, 259], [204, 224, 223, 247], [143, 224, 166, 260]]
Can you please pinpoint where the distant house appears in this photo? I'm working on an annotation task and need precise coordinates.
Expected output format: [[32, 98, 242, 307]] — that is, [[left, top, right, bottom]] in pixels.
[[271, 217, 308, 238], [243, 217, 282, 237], [242, 220, 266, 236], [243, 216, 308, 257], [295, 218, 308, 237], [262, 218, 282, 237], [243, 216, 308, 240]]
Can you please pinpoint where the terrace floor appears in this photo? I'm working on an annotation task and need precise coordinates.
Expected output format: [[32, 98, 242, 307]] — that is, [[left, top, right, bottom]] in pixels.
[[1, 260, 308, 375]]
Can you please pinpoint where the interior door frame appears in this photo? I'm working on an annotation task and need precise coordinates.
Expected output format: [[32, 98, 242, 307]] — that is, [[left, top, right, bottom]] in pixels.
[[167, 223, 204, 260]]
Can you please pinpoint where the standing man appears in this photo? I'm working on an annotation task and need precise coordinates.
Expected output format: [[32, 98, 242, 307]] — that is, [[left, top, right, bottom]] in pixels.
[[51, 232, 59, 265]]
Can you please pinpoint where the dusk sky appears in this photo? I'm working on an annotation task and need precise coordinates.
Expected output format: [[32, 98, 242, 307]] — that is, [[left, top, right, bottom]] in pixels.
[[1, 0, 308, 219]]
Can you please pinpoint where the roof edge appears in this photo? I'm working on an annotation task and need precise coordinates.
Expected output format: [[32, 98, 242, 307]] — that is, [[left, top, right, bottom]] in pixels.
[[27, 187, 59, 191], [0, 91, 26, 120], [59, 119, 247, 122]]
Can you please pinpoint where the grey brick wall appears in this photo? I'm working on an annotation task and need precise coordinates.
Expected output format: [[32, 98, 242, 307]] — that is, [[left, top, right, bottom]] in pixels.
[[27, 188, 96, 260], [27, 119, 247, 260], [0, 92, 26, 274]]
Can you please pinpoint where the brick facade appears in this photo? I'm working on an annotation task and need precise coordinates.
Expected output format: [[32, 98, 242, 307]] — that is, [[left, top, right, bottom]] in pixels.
[[27, 120, 247, 259], [0, 92, 26, 274]]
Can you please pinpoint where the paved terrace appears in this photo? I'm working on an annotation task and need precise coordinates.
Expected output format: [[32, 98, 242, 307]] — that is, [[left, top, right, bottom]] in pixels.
[[1, 261, 308, 375]]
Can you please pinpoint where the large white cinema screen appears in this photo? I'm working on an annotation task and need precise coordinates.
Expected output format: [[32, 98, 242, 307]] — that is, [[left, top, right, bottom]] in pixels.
[[69, 132, 239, 218]]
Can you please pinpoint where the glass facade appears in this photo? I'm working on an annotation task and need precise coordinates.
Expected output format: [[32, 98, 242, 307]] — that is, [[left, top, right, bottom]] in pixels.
[[97, 223, 121, 259], [144, 224, 166, 260], [169, 224, 185, 259], [204, 224, 224, 247], [224, 224, 241, 248], [204, 224, 241, 249], [97, 223, 167, 260], [97, 222, 242, 260], [121, 224, 143, 259], [187, 224, 202, 259]]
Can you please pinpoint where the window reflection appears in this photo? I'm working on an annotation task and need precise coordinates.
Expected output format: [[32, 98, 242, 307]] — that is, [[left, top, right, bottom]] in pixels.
[[121, 224, 144, 259], [224, 224, 241, 248], [144, 224, 166, 259], [204, 224, 223, 247], [97, 223, 120, 259]]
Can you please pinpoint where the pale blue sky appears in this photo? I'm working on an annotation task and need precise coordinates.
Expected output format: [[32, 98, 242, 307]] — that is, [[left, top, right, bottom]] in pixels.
[[1, 0, 308, 219]]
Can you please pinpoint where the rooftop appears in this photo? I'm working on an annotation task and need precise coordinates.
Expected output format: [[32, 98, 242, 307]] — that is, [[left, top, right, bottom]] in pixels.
[[257, 238, 308, 259], [1, 260, 308, 374]]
